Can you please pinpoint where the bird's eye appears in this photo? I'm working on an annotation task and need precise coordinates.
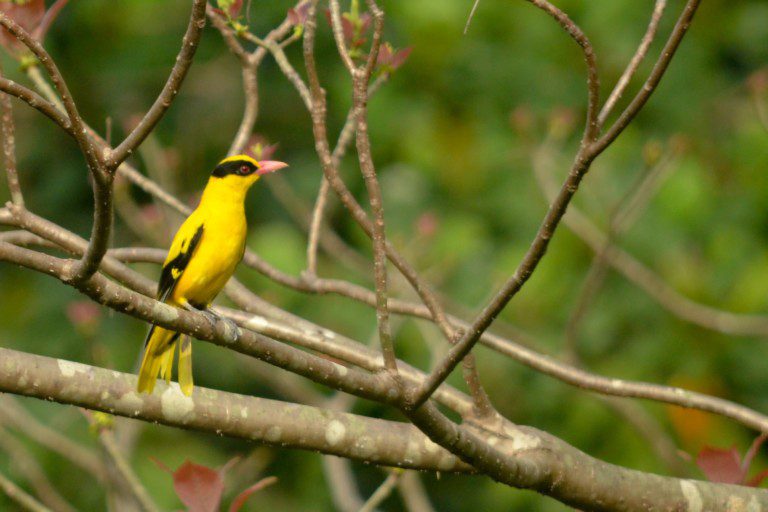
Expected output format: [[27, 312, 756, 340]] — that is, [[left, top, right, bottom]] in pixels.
[[239, 165, 250, 175]]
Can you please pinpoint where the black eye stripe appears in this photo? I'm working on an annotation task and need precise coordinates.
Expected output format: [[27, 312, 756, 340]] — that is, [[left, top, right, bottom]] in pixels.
[[212, 160, 257, 177]]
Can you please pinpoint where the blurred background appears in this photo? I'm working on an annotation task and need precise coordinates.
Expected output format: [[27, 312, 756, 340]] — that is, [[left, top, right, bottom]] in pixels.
[[1, 0, 768, 510]]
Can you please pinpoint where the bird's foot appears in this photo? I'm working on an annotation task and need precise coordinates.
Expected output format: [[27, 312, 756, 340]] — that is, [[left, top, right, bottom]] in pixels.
[[201, 308, 239, 336], [183, 304, 239, 336]]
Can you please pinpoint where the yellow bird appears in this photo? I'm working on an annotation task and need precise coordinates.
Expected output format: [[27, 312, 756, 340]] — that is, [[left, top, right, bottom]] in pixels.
[[137, 154, 288, 396]]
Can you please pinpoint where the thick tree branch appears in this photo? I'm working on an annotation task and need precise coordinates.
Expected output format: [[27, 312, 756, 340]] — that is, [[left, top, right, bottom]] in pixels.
[[0, 347, 469, 473]]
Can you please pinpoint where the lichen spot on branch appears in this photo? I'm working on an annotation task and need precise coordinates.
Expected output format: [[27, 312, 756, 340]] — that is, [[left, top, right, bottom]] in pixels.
[[160, 383, 196, 424], [325, 419, 346, 446], [152, 301, 180, 323], [57, 359, 89, 378], [679, 480, 703, 512]]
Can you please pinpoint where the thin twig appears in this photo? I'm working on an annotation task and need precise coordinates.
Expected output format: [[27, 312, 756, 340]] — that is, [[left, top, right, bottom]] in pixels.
[[323, 456, 366, 512], [0, 427, 75, 512], [409, 0, 701, 409], [464, 0, 481, 34], [564, 144, 678, 357], [0, 64, 22, 207], [346, 0, 398, 375], [397, 472, 435, 512], [328, 0, 356, 74], [526, 0, 600, 142], [594, 0, 701, 154], [0, 75, 70, 132], [107, 0, 207, 169], [92, 422, 160, 512], [597, 0, 667, 128], [0, 397, 103, 479], [0, 11, 111, 284], [0, 470, 52, 512], [32, 0, 69, 42], [532, 154, 768, 338], [358, 471, 401, 512], [301, 2, 495, 414]]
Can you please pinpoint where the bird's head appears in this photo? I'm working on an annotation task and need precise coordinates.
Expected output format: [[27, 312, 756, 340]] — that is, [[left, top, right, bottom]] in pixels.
[[211, 154, 288, 188]]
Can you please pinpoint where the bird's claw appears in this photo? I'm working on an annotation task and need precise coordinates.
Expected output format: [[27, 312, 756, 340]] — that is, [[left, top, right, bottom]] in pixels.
[[201, 309, 239, 335], [199, 309, 220, 327]]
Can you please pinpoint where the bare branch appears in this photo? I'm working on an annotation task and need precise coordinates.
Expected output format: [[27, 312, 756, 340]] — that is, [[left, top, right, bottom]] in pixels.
[[0, 347, 470, 473], [32, 0, 69, 42], [593, 0, 701, 154], [207, 7, 249, 64], [0, 397, 103, 480], [525, 0, 599, 142], [564, 144, 678, 357], [87, 418, 160, 512], [464, 0, 482, 34], [0, 76, 70, 132], [0, 12, 112, 286], [0, 427, 75, 512], [106, 0, 207, 169], [359, 471, 401, 512], [410, 0, 702, 409], [0, 470, 52, 512], [0, 242, 405, 403], [597, 0, 667, 128], [322, 456, 366, 512], [397, 472, 436, 512], [532, 156, 768, 338], [346, 1, 398, 375], [0, 66, 22, 207], [328, 0, 356, 74]]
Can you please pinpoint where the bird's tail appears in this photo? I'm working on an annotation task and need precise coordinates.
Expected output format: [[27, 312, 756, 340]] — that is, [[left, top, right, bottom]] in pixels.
[[137, 326, 194, 396]]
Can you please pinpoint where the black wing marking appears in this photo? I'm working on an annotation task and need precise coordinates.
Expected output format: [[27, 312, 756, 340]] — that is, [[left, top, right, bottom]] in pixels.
[[157, 224, 204, 302]]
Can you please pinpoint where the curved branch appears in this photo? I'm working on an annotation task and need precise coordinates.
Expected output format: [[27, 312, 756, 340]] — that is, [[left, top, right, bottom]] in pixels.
[[525, 0, 599, 142], [0, 66, 22, 207], [106, 0, 207, 169], [410, 0, 702, 409], [0, 77, 71, 133]]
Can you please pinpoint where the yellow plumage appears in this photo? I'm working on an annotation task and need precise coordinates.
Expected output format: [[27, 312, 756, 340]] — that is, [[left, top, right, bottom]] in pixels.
[[137, 154, 287, 396]]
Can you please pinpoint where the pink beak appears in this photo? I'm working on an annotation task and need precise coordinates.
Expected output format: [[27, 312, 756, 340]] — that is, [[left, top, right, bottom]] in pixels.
[[256, 160, 289, 175]]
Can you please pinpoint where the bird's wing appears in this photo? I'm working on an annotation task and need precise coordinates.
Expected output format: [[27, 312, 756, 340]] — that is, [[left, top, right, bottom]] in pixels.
[[157, 222, 204, 302]]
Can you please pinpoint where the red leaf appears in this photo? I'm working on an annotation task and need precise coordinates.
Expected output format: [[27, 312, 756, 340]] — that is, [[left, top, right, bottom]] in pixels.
[[376, 43, 392, 66], [358, 12, 372, 36], [288, 1, 311, 26], [172, 460, 225, 512], [390, 47, 413, 70], [377, 43, 412, 72], [0, 0, 45, 53], [228, 0, 243, 18], [228, 476, 278, 512], [340, 15, 354, 42], [696, 446, 745, 484], [244, 134, 279, 161]]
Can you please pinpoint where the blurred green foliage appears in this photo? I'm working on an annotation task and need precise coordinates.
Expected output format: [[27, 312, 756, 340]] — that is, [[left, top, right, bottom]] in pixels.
[[1, 0, 768, 510]]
